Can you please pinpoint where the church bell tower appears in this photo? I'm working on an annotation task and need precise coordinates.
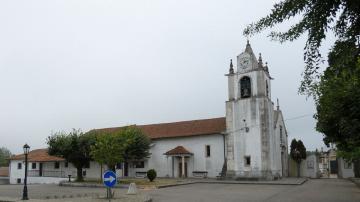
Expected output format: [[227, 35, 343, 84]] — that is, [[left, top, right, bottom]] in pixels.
[[225, 41, 278, 179]]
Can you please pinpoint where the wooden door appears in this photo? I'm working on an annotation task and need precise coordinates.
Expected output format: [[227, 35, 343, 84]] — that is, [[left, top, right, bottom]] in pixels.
[[178, 162, 188, 177], [39, 163, 43, 176]]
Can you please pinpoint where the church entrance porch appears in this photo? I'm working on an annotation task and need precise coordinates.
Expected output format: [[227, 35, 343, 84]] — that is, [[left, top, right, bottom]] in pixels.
[[164, 146, 193, 178]]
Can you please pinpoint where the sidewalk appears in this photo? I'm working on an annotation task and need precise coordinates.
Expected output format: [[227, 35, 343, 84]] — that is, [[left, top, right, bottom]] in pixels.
[[0, 194, 151, 202], [60, 177, 307, 189]]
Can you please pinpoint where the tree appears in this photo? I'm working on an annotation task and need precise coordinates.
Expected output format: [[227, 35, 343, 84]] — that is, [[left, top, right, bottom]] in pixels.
[[90, 130, 126, 172], [47, 129, 96, 181], [89, 126, 151, 174], [290, 139, 306, 177], [244, 0, 360, 95], [0, 147, 12, 167], [315, 39, 360, 177], [122, 126, 151, 163], [244, 0, 360, 176]]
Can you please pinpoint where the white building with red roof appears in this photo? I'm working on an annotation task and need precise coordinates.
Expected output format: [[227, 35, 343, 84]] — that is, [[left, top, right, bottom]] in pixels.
[[9, 42, 288, 183]]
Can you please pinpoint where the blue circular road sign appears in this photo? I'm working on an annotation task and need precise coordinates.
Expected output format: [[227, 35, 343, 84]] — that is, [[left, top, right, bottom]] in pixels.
[[103, 170, 117, 188]]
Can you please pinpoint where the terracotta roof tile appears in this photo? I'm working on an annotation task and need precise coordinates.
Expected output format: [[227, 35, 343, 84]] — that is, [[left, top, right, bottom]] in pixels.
[[9, 149, 65, 162], [97, 117, 226, 139], [164, 146, 193, 155], [0, 167, 9, 177]]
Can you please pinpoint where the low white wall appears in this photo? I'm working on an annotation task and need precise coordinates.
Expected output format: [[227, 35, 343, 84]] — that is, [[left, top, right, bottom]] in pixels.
[[289, 154, 320, 178], [338, 158, 354, 178]]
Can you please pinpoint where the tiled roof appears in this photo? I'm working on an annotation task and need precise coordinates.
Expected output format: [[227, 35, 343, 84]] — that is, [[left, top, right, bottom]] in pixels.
[[9, 149, 65, 162], [97, 117, 226, 139], [164, 146, 193, 155], [0, 167, 9, 177]]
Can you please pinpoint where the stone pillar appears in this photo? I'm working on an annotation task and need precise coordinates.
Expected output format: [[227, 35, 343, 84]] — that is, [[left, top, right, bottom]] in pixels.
[[182, 156, 185, 178]]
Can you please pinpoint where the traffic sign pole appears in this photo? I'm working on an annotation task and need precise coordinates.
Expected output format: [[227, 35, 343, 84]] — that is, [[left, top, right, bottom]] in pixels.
[[103, 170, 117, 200]]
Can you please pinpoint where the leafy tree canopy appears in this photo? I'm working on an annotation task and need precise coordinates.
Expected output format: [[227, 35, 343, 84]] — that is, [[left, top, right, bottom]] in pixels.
[[315, 39, 360, 160], [89, 126, 151, 171], [90, 130, 126, 171], [47, 129, 96, 181], [244, 0, 360, 95], [290, 139, 307, 163], [122, 126, 151, 162]]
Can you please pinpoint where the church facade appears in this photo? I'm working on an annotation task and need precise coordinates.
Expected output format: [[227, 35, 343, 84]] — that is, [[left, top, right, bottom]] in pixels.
[[101, 41, 289, 180], [8, 42, 289, 184]]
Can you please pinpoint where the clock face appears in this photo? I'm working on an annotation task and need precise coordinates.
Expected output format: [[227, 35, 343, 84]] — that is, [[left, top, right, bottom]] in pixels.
[[240, 57, 250, 69]]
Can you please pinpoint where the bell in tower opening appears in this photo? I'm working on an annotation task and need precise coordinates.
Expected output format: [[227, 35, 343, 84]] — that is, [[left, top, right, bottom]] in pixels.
[[240, 76, 251, 98]]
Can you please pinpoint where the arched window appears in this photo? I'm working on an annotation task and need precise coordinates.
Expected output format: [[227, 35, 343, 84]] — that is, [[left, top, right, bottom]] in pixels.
[[240, 76, 251, 98]]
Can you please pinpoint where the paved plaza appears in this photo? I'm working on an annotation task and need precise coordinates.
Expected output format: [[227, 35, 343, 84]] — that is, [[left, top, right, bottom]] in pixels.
[[148, 179, 360, 202], [0, 179, 359, 201]]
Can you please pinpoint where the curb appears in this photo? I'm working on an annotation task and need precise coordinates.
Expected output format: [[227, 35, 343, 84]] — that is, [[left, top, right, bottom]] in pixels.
[[59, 182, 129, 189], [157, 182, 197, 189], [193, 178, 308, 186], [59, 178, 307, 190]]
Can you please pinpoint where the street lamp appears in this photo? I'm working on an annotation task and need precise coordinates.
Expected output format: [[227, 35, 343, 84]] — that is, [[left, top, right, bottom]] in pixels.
[[22, 143, 30, 200]]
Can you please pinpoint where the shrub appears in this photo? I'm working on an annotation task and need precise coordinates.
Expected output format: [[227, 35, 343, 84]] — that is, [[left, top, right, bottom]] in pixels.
[[147, 169, 157, 182]]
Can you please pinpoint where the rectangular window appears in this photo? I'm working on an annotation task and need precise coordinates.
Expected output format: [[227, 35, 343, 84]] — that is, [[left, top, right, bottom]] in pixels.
[[17, 178, 21, 184], [134, 161, 145, 168], [116, 163, 123, 169], [205, 145, 211, 157], [17, 163, 22, 169], [65, 161, 68, 168], [54, 162, 60, 169], [244, 156, 251, 166], [82, 170, 87, 176], [31, 163, 36, 169], [344, 162, 352, 169]]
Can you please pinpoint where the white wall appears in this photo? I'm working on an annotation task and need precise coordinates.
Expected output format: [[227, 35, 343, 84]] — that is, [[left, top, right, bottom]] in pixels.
[[338, 158, 355, 178], [146, 134, 225, 178], [9, 160, 108, 184]]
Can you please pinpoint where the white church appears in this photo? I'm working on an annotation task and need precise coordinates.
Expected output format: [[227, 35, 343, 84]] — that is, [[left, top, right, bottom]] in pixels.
[[9, 42, 288, 184]]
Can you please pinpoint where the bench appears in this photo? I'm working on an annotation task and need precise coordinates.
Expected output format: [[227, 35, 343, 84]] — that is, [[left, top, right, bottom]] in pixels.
[[135, 171, 147, 178], [192, 171, 208, 178]]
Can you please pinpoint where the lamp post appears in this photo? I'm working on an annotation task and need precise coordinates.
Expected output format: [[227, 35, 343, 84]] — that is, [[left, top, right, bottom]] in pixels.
[[22, 144, 30, 200]]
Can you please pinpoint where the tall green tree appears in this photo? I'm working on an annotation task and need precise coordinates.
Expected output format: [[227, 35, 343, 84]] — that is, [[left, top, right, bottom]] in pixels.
[[47, 129, 96, 181], [90, 130, 126, 172], [315, 39, 360, 177], [290, 139, 307, 178], [122, 126, 151, 163], [244, 0, 360, 95], [89, 126, 151, 174], [0, 147, 12, 167]]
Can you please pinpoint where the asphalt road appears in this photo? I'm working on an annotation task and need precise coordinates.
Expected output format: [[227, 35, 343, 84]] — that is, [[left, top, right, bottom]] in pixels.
[[146, 179, 360, 202], [0, 179, 359, 202]]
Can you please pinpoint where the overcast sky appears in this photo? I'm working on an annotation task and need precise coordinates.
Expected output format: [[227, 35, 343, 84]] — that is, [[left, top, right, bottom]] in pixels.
[[0, 0, 333, 154]]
